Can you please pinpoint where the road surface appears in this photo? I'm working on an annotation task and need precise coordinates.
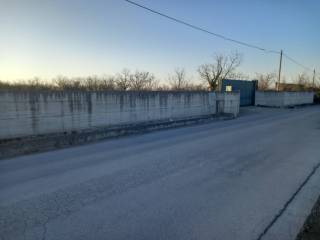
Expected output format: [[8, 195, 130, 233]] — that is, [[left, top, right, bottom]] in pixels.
[[1, 106, 320, 240]]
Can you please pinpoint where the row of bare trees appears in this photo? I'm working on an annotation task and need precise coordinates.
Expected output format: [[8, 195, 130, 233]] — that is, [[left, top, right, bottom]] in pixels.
[[168, 68, 206, 91], [53, 69, 207, 91], [255, 72, 319, 91], [0, 68, 208, 91], [0, 52, 244, 91], [0, 71, 157, 91], [53, 70, 157, 91], [1, 51, 318, 91]]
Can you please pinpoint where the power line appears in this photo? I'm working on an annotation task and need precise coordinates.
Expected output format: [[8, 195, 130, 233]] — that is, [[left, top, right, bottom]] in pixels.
[[282, 53, 313, 72], [124, 0, 280, 54], [124, 0, 316, 75]]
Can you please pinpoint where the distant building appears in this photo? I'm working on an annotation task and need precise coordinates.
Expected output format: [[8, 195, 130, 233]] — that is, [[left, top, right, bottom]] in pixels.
[[275, 82, 312, 91]]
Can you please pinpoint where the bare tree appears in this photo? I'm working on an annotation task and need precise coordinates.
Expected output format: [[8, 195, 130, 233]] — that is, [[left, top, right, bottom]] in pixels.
[[0, 80, 8, 89], [129, 70, 156, 90], [27, 77, 41, 87], [115, 69, 131, 90], [292, 73, 311, 91], [198, 52, 242, 90], [70, 78, 83, 90], [54, 76, 84, 90], [98, 75, 116, 90], [185, 83, 207, 91], [153, 83, 171, 91], [256, 72, 276, 90], [317, 75, 320, 88], [296, 73, 310, 86], [229, 72, 250, 80], [84, 76, 100, 91], [168, 68, 189, 90], [54, 76, 71, 90]]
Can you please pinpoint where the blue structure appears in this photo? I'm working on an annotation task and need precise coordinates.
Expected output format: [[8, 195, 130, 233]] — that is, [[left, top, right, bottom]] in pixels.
[[220, 79, 258, 106]]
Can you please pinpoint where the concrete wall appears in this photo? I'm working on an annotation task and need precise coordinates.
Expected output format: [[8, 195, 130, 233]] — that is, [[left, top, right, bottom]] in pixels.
[[216, 92, 240, 117], [255, 91, 314, 107], [283, 92, 314, 106], [0, 90, 240, 140], [255, 91, 285, 107]]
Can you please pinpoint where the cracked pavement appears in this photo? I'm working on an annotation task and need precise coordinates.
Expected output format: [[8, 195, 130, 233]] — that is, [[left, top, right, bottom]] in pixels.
[[1, 106, 320, 240]]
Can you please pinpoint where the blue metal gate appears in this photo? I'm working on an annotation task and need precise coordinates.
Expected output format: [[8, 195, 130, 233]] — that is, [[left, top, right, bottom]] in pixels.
[[221, 79, 257, 106]]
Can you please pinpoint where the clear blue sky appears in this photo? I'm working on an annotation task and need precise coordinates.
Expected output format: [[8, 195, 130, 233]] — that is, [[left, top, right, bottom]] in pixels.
[[1, 0, 319, 83]]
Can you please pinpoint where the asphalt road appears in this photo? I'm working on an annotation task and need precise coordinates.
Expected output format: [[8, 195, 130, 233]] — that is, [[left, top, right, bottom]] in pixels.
[[1, 106, 320, 240]]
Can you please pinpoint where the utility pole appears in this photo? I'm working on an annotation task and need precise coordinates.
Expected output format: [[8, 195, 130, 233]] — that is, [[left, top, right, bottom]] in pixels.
[[277, 50, 283, 91], [312, 69, 316, 89]]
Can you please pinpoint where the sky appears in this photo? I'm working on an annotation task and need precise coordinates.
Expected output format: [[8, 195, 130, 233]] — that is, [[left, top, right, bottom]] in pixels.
[[0, 0, 319, 83]]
